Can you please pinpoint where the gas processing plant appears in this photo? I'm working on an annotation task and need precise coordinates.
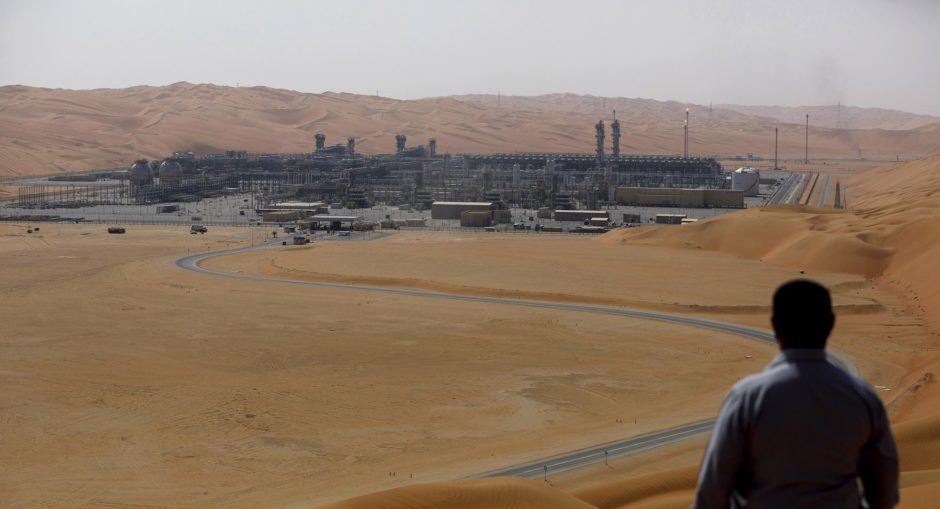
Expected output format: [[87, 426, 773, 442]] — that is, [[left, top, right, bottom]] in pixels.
[[14, 118, 748, 212]]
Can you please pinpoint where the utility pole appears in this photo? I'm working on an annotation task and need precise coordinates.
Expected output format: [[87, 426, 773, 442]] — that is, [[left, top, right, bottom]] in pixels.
[[683, 108, 690, 158], [805, 113, 810, 164], [774, 127, 779, 170]]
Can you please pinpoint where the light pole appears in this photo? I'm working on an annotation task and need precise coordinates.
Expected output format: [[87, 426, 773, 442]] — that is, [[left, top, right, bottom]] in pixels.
[[804, 114, 809, 164], [774, 127, 779, 170]]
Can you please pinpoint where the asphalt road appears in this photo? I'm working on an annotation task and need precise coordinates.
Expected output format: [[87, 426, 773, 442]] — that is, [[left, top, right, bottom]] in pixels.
[[472, 420, 716, 479], [818, 174, 832, 207], [174, 241, 858, 479], [767, 172, 805, 206]]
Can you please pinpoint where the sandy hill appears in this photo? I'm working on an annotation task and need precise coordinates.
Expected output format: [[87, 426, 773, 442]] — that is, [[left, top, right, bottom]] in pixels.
[[3, 84, 940, 178], [715, 103, 940, 131], [584, 154, 940, 507], [602, 155, 940, 333], [448, 93, 769, 124], [452, 93, 940, 131], [318, 478, 597, 509], [314, 155, 940, 508]]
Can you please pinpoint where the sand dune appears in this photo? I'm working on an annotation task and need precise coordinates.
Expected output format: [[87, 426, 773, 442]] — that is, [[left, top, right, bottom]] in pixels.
[[604, 154, 940, 333], [453, 94, 940, 131], [4, 83, 940, 507], [307, 154, 940, 508], [317, 477, 597, 509], [2, 224, 797, 508], [2, 221, 922, 509], [715, 104, 940, 131], [0, 184, 16, 201], [3, 84, 940, 177], [569, 155, 940, 508]]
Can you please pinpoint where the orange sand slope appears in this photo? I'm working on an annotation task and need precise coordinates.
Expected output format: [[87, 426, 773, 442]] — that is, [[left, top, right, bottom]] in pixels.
[[3, 84, 940, 177], [587, 156, 940, 507], [0, 184, 16, 201], [316, 155, 940, 508], [0, 224, 797, 508], [606, 154, 940, 333], [454, 93, 940, 131], [319, 477, 597, 509]]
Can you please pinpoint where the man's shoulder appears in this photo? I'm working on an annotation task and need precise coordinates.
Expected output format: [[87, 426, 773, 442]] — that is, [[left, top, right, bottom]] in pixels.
[[729, 356, 882, 402], [841, 370, 885, 406], [726, 370, 775, 401], [729, 361, 793, 391]]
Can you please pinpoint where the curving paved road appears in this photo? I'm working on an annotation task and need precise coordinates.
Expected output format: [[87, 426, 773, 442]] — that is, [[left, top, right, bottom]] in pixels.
[[175, 241, 857, 479], [473, 420, 715, 479]]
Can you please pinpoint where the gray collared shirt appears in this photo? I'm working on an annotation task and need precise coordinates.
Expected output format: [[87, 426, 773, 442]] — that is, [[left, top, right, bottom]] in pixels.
[[694, 349, 899, 509]]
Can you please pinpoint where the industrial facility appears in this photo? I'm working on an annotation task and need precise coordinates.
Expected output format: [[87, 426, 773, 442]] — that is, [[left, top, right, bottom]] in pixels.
[[11, 119, 750, 228]]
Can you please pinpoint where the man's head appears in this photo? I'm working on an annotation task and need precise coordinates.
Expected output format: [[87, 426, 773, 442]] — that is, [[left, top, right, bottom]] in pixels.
[[771, 279, 835, 349]]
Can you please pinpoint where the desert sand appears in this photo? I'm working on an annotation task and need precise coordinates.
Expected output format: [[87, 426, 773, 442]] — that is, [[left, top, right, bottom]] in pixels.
[[1, 223, 792, 508], [2, 82, 939, 508], [3, 156, 938, 509], [0, 184, 16, 202], [3, 84, 940, 177], [310, 155, 940, 507]]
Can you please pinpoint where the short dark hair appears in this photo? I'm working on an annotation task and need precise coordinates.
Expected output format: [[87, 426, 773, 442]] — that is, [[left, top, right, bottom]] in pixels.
[[771, 279, 835, 349]]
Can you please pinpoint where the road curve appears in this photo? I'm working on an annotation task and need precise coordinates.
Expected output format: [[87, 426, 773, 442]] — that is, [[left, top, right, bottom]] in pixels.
[[175, 240, 858, 479]]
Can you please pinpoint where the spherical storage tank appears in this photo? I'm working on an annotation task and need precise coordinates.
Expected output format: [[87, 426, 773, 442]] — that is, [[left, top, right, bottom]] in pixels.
[[128, 160, 154, 185], [731, 167, 760, 197], [158, 160, 182, 184]]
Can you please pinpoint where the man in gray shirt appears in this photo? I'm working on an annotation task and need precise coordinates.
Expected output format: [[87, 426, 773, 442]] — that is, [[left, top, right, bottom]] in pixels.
[[694, 279, 899, 509]]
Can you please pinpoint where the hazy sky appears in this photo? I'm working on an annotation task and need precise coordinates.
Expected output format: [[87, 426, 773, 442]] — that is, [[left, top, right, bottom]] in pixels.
[[2, 0, 939, 115]]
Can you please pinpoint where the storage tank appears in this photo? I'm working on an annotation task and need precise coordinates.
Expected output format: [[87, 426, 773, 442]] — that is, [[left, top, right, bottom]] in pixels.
[[731, 167, 760, 197], [128, 160, 153, 185], [158, 160, 182, 185]]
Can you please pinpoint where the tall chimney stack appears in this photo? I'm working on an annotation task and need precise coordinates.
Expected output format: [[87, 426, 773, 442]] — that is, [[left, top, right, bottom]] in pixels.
[[395, 134, 407, 154], [611, 111, 621, 157]]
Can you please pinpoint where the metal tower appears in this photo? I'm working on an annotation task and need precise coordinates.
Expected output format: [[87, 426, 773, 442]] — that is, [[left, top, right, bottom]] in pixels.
[[611, 111, 621, 157], [395, 134, 407, 154]]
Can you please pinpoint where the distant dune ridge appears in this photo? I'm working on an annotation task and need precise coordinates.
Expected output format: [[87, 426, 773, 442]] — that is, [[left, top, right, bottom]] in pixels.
[[715, 104, 940, 131], [2, 83, 940, 177]]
